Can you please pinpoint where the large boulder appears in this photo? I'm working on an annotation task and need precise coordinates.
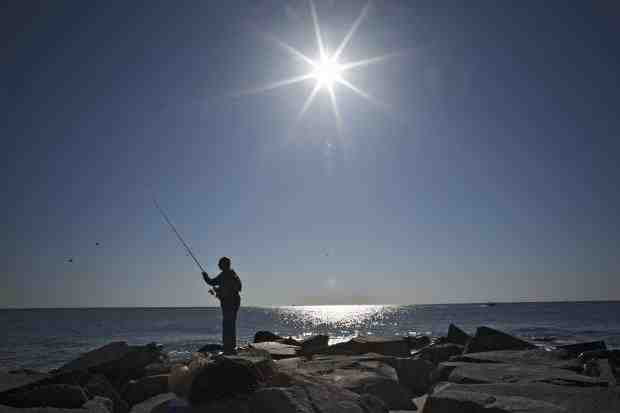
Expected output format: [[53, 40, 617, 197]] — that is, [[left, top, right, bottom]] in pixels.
[[446, 324, 471, 346], [427, 382, 620, 413], [464, 327, 536, 354], [0, 371, 50, 394], [57, 342, 164, 387], [251, 382, 388, 413], [83, 397, 114, 413], [276, 354, 414, 410], [424, 384, 566, 412], [305, 336, 410, 357], [187, 356, 261, 406], [253, 331, 282, 343], [451, 349, 582, 372], [84, 374, 128, 413], [248, 342, 299, 360], [299, 335, 329, 353], [121, 375, 168, 406], [406, 335, 431, 351], [435, 361, 609, 387], [1, 384, 88, 409], [388, 357, 435, 396], [415, 343, 464, 365]]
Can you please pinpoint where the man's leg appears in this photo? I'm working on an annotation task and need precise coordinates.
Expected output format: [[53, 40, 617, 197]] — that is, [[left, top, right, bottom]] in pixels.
[[222, 307, 234, 354]]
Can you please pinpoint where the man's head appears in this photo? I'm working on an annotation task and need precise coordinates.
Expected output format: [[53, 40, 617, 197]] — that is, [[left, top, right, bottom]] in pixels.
[[218, 256, 231, 271]]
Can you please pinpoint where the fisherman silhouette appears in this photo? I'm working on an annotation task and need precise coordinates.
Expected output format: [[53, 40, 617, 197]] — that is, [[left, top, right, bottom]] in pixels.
[[202, 257, 242, 355]]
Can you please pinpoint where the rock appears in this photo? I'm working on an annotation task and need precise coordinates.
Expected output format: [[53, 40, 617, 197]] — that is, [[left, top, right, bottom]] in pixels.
[[578, 349, 620, 363], [2, 384, 88, 409], [429, 382, 620, 413], [406, 335, 431, 351], [0, 401, 111, 413], [436, 361, 610, 387], [142, 363, 172, 377], [415, 343, 464, 365], [251, 382, 389, 413], [559, 341, 607, 356], [299, 335, 329, 353], [306, 336, 410, 358], [424, 384, 566, 412], [597, 359, 617, 386], [197, 344, 223, 354], [128, 393, 178, 413], [451, 349, 582, 372], [58, 342, 164, 387], [254, 331, 282, 343], [388, 358, 434, 396], [0, 371, 50, 394], [84, 374, 128, 413], [276, 354, 414, 410], [446, 324, 471, 346], [83, 397, 114, 413], [464, 327, 536, 354], [249, 342, 299, 360], [122, 375, 168, 406], [187, 356, 261, 406]]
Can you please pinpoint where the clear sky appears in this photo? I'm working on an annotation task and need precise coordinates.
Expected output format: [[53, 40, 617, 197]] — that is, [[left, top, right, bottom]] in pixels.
[[2, 0, 619, 307]]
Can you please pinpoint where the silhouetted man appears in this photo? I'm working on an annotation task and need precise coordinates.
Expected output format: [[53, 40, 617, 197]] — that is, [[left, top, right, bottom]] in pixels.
[[202, 257, 242, 354]]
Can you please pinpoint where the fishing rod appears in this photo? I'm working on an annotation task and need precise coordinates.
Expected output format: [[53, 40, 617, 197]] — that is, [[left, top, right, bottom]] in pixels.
[[153, 197, 206, 273]]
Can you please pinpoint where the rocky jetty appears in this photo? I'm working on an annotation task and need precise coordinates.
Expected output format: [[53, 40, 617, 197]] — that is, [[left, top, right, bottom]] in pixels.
[[1, 326, 619, 412]]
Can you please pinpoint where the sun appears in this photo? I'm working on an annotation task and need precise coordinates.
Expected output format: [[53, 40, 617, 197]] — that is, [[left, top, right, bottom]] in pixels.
[[314, 56, 342, 89], [232, 0, 402, 128]]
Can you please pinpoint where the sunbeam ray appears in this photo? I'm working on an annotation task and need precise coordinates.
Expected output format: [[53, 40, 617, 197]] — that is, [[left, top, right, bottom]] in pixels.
[[263, 33, 316, 67], [230, 73, 315, 98], [309, 0, 326, 59], [337, 78, 391, 112], [327, 83, 343, 134], [333, 1, 372, 61], [298, 82, 322, 119], [340, 50, 406, 71]]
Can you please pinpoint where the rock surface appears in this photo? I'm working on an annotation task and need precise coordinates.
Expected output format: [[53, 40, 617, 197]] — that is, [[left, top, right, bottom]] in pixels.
[[248, 342, 300, 360], [415, 343, 464, 365], [253, 331, 282, 343], [121, 375, 168, 406], [464, 327, 536, 354], [306, 336, 410, 357], [446, 324, 471, 346], [559, 341, 607, 356], [451, 349, 582, 371], [127, 393, 178, 413]]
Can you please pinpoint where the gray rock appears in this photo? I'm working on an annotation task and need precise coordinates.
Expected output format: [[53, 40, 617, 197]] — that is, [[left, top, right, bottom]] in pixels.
[[251, 382, 389, 413], [3, 384, 88, 409], [430, 382, 620, 413], [58, 342, 164, 387], [299, 335, 329, 353], [464, 327, 536, 354], [406, 336, 431, 351], [276, 354, 415, 410], [83, 397, 114, 413], [437, 361, 609, 387], [415, 343, 464, 365], [122, 375, 168, 406], [127, 393, 178, 413], [388, 358, 434, 396], [424, 384, 566, 412], [451, 349, 582, 372], [248, 342, 299, 360], [0, 401, 110, 413], [142, 363, 172, 377], [84, 374, 128, 413], [305, 336, 411, 358], [446, 324, 471, 346], [0, 371, 50, 394]]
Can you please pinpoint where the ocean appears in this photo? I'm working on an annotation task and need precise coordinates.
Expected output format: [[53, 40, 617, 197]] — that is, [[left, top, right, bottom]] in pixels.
[[1, 301, 619, 371]]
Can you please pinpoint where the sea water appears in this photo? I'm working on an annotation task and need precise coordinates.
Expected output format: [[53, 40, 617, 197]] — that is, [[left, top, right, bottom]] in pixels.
[[1, 301, 619, 371]]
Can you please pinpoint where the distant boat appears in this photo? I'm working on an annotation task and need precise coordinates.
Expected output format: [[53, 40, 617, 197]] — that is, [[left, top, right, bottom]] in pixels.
[[481, 302, 497, 307]]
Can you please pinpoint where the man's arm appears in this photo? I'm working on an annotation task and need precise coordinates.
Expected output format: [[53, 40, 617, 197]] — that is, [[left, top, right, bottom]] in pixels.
[[202, 271, 221, 286]]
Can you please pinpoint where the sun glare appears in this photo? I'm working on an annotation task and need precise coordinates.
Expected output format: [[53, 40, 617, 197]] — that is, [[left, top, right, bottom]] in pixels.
[[314, 57, 342, 89]]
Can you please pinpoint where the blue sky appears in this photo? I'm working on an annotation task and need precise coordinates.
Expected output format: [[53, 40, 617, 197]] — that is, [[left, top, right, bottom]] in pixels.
[[2, 0, 619, 307]]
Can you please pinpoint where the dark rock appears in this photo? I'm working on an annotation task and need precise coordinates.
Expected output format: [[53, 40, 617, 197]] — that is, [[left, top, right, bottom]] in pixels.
[[187, 357, 260, 406], [299, 335, 329, 353], [83, 396, 114, 413], [446, 324, 471, 346], [85, 374, 128, 413], [451, 349, 582, 372], [578, 349, 620, 363], [58, 342, 164, 387], [251, 382, 389, 413], [0, 371, 50, 394], [559, 341, 607, 356], [464, 327, 536, 354], [121, 375, 168, 406], [142, 362, 173, 377], [415, 343, 464, 365], [127, 393, 178, 413], [424, 383, 566, 412], [253, 331, 282, 343], [406, 335, 431, 351], [275, 353, 414, 410], [278, 337, 302, 346], [305, 336, 410, 357], [249, 342, 299, 360], [0, 400, 110, 413], [197, 344, 223, 354], [3, 384, 88, 408], [437, 361, 610, 387], [388, 357, 435, 396], [429, 382, 620, 413]]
